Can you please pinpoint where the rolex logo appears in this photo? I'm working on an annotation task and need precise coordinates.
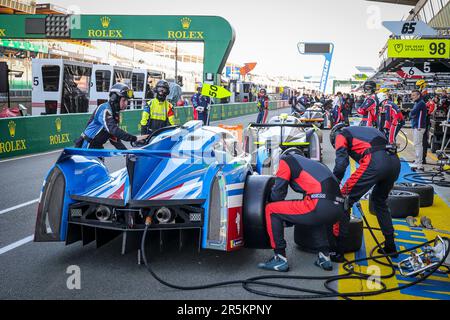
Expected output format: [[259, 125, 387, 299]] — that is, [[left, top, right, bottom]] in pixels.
[[8, 120, 16, 138], [181, 17, 191, 29], [101, 16, 111, 28], [55, 118, 62, 132]]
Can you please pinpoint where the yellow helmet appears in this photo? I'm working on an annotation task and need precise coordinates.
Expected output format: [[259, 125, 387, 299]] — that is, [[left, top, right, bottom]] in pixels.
[[280, 113, 289, 120], [378, 88, 390, 94], [416, 79, 427, 90]]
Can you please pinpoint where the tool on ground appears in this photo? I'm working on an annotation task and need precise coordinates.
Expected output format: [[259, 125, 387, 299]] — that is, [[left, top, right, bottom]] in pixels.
[[398, 236, 450, 277], [406, 216, 450, 235]]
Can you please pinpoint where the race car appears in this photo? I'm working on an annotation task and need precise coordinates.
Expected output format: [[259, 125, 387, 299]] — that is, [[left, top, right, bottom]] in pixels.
[[244, 114, 322, 175], [297, 103, 329, 129], [34, 121, 274, 253]]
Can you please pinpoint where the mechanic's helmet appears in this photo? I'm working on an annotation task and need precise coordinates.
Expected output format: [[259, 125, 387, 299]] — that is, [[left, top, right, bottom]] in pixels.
[[280, 113, 289, 121], [155, 80, 170, 102], [330, 123, 347, 148], [363, 81, 377, 93], [282, 147, 305, 158], [416, 79, 427, 91], [109, 83, 133, 110], [377, 89, 389, 103]]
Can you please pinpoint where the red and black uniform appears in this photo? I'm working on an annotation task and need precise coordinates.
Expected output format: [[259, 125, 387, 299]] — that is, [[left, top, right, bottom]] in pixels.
[[422, 98, 437, 164], [266, 153, 346, 256], [333, 126, 400, 242], [382, 100, 405, 144], [357, 94, 378, 127]]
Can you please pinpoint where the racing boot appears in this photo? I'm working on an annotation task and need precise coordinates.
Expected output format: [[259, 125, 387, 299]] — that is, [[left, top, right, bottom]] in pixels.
[[377, 235, 398, 258], [330, 252, 346, 263], [315, 252, 333, 271], [258, 254, 289, 272]]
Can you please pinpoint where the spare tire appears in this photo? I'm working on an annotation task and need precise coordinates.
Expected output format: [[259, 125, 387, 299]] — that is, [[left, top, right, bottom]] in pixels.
[[294, 217, 363, 254], [369, 190, 420, 218], [392, 183, 434, 207], [243, 175, 274, 249]]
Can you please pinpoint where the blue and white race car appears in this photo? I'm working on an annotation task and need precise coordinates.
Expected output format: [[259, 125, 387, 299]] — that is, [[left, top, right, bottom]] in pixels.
[[34, 121, 273, 253]]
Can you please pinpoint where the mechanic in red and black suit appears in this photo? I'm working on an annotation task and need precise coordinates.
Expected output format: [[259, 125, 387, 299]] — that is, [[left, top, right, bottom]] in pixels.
[[258, 150, 346, 272], [377, 92, 405, 145], [357, 81, 379, 127], [332, 126, 400, 257]]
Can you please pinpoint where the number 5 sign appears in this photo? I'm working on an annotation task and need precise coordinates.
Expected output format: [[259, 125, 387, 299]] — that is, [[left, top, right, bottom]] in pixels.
[[201, 83, 232, 99]]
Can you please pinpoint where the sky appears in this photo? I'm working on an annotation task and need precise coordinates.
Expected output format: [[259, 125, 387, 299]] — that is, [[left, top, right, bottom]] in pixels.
[[53, 0, 412, 79]]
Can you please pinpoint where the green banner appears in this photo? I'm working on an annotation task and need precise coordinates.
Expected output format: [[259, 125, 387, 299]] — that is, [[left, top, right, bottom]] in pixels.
[[0, 101, 288, 159], [0, 39, 48, 53], [0, 14, 235, 78]]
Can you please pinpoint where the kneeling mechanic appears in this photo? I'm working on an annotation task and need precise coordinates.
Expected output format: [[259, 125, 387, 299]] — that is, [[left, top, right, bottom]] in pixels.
[[259, 150, 347, 272]]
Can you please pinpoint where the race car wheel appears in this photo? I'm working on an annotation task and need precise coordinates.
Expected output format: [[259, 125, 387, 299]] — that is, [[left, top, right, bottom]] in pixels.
[[392, 183, 434, 207], [294, 217, 363, 254], [368, 190, 420, 218], [307, 132, 322, 162], [243, 175, 274, 249]]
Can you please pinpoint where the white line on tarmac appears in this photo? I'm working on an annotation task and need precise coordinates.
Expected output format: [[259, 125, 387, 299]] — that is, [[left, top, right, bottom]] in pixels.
[[0, 199, 39, 216], [0, 149, 62, 163], [0, 235, 34, 255]]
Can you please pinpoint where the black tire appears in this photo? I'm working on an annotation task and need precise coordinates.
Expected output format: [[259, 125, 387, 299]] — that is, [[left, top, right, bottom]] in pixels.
[[369, 190, 420, 218], [392, 183, 434, 207], [243, 175, 274, 249], [294, 217, 363, 254]]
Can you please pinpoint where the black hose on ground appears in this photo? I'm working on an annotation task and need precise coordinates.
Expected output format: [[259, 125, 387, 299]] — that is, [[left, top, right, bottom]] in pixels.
[[140, 215, 450, 299], [403, 166, 450, 188]]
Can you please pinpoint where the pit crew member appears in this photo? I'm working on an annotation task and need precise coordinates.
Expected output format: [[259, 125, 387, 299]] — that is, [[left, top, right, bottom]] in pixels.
[[357, 81, 379, 127], [191, 83, 211, 125], [332, 126, 400, 257], [258, 150, 346, 272], [256, 88, 269, 124], [377, 92, 405, 145], [74, 83, 138, 149], [140, 80, 176, 134]]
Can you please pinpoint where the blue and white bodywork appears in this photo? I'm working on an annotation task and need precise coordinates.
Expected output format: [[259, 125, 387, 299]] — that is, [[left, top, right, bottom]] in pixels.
[[34, 121, 252, 252]]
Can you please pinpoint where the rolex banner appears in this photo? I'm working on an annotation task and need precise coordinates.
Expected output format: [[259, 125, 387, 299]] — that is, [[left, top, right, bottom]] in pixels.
[[0, 111, 140, 159]]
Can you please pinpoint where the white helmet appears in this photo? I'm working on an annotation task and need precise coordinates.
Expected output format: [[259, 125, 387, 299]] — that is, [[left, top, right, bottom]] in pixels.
[[377, 92, 388, 103]]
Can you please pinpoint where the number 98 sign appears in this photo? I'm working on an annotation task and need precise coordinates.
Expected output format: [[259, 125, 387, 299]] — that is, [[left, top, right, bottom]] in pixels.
[[388, 39, 450, 59]]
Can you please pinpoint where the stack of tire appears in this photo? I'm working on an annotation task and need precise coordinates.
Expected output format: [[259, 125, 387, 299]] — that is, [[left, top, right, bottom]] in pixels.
[[368, 183, 434, 218]]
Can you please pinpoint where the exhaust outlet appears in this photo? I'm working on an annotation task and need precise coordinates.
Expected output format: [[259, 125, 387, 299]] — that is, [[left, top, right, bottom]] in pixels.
[[95, 205, 112, 222], [155, 207, 175, 224]]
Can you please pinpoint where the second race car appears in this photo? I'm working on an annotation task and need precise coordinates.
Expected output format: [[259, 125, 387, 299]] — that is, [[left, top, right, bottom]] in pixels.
[[245, 113, 322, 175]]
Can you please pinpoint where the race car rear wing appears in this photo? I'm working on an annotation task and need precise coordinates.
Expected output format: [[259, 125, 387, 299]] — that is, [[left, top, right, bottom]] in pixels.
[[59, 147, 212, 161], [247, 123, 315, 128], [245, 123, 318, 153]]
